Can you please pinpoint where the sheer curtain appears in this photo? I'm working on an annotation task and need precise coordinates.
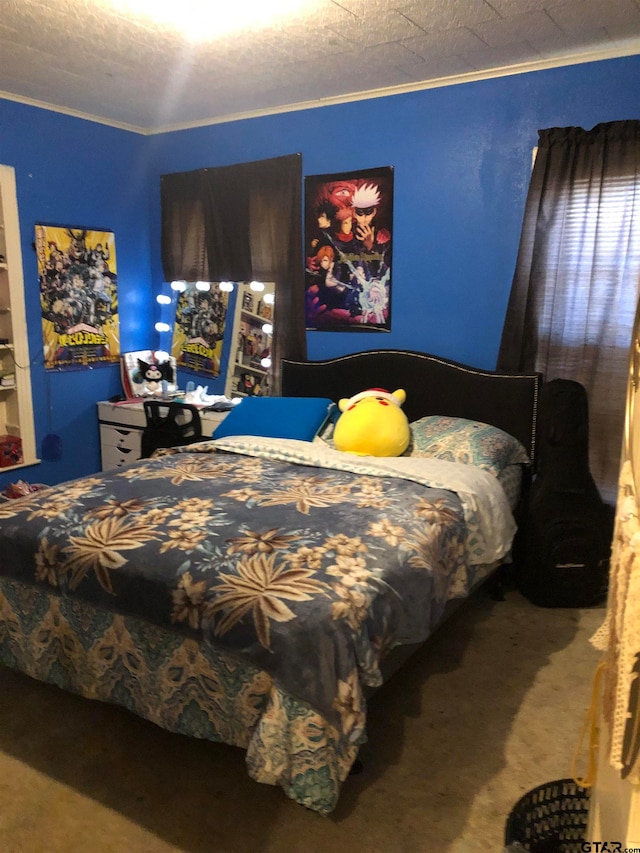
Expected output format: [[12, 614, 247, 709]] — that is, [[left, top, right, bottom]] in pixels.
[[161, 153, 306, 393], [497, 121, 640, 503]]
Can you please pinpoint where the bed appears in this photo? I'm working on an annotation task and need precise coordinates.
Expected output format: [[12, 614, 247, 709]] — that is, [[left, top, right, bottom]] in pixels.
[[0, 349, 540, 815]]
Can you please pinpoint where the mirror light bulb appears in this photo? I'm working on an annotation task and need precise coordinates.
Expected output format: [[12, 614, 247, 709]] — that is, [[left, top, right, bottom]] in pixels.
[[156, 294, 172, 305], [155, 322, 171, 333], [170, 280, 187, 292], [250, 280, 265, 292]]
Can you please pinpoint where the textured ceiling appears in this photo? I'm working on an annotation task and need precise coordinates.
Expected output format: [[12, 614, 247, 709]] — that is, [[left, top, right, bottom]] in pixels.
[[1, 0, 639, 133]]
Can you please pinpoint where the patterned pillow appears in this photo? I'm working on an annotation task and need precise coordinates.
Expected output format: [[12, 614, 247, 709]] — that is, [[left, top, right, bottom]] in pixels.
[[408, 415, 530, 477]]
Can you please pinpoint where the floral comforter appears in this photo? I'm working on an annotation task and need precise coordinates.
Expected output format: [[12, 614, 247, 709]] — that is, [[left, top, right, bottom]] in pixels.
[[0, 436, 516, 813]]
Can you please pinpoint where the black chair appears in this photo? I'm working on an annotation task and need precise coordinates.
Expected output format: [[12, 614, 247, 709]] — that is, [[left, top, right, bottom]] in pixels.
[[141, 401, 203, 458]]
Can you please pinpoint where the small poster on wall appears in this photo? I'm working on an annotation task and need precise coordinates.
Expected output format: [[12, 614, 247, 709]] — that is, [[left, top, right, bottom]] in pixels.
[[36, 224, 120, 369], [170, 283, 228, 377], [304, 165, 393, 332]]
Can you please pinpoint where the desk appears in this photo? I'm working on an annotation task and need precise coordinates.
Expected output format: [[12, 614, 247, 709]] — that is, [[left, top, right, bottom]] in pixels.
[[97, 400, 229, 471]]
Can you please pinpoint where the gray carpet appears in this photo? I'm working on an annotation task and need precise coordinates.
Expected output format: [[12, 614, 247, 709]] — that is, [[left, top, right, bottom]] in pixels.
[[0, 588, 603, 853]]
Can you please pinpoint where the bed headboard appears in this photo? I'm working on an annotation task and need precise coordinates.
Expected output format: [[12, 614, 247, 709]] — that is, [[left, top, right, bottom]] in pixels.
[[281, 349, 542, 465]]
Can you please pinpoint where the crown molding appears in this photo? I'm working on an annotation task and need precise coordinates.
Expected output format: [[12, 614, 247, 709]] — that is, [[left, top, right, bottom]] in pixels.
[[1, 41, 639, 137], [0, 90, 146, 135]]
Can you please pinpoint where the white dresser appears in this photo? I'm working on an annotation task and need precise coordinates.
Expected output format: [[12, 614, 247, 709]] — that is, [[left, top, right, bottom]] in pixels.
[[97, 400, 229, 471]]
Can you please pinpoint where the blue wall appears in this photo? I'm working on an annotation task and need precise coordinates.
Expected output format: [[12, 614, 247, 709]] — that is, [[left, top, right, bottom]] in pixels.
[[147, 56, 640, 371], [1, 54, 639, 487], [0, 100, 153, 487]]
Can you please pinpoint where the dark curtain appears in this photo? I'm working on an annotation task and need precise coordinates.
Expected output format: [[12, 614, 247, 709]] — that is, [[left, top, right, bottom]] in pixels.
[[201, 164, 252, 282], [497, 121, 640, 502], [161, 153, 306, 393], [160, 170, 207, 282]]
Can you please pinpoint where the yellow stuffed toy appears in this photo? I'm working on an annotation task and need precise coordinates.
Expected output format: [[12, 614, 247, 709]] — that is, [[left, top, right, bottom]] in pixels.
[[333, 387, 411, 457]]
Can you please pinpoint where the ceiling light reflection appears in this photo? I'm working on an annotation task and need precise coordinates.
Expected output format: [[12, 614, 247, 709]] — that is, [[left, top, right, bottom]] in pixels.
[[107, 0, 316, 42]]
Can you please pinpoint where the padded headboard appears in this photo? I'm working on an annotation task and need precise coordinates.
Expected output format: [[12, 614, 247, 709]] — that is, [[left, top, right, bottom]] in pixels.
[[281, 349, 541, 465]]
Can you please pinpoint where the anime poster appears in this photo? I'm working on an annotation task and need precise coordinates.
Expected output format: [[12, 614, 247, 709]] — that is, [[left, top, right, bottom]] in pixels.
[[304, 166, 393, 331], [36, 224, 120, 370], [170, 283, 228, 377]]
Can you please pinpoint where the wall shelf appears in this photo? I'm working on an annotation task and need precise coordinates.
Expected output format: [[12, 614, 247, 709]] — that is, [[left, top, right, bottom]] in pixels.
[[224, 282, 274, 399], [235, 362, 267, 376], [0, 459, 38, 474], [0, 164, 37, 468]]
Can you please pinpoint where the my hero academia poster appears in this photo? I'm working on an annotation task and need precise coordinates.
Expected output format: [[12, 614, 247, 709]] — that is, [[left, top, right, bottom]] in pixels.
[[170, 283, 228, 377], [36, 224, 120, 370], [304, 166, 393, 331]]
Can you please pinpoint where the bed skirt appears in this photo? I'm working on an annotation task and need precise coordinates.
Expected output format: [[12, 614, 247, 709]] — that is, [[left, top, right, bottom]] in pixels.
[[0, 575, 362, 815]]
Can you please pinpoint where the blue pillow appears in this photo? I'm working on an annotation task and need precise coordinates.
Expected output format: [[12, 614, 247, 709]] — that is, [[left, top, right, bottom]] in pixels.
[[212, 397, 336, 441]]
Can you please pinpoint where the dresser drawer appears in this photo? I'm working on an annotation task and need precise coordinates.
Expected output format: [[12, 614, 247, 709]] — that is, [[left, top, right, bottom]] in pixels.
[[100, 424, 142, 451], [100, 442, 140, 471], [99, 424, 142, 470]]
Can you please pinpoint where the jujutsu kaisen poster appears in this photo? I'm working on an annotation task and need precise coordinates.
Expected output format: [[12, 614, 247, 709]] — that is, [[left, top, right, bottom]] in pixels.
[[36, 224, 120, 370], [305, 166, 393, 331], [170, 283, 228, 377]]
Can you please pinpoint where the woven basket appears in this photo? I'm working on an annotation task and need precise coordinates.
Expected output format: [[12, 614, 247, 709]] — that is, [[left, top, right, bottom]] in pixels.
[[504, 778, 591, 852]]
